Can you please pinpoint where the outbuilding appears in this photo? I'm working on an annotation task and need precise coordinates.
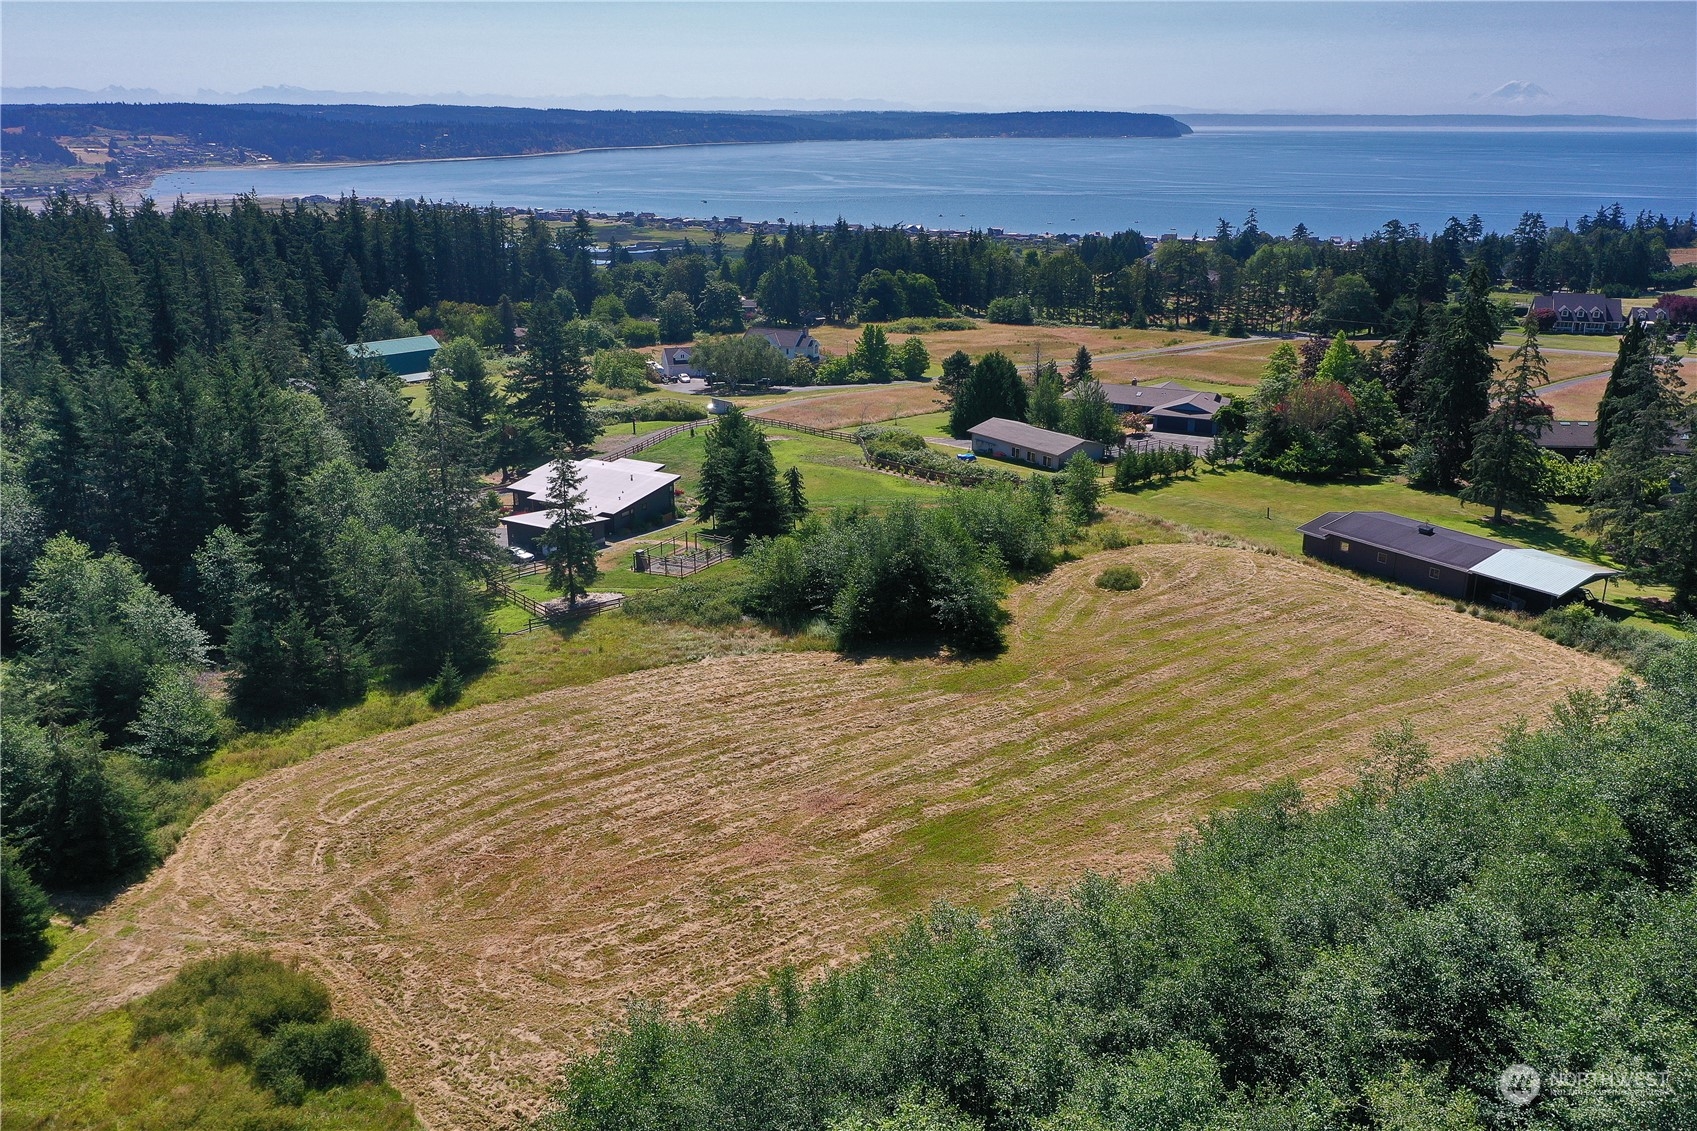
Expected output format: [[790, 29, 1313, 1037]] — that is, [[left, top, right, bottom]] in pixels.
[[501, 457, 680, 550], [967, 418, 1103, 469], [347, 334, 440, 383], [1298, 510, 1617, 612]]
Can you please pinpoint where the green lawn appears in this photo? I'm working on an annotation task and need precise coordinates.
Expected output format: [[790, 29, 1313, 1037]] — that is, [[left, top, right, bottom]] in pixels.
[[1107, 466, 1680, 631], [640, 427, 942, 511]]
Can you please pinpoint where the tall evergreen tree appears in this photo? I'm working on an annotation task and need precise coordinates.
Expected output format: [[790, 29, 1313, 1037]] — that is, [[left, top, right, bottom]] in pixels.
[[1461, 320, 1552, 521], [950, 352, 1027, 438], [539, 456, 600, 608], [1583, 341, 1689, 567], [511, 302, 597, 448], [1595, 322, 1649, 451], [1408, 267, 1498, 489], [698, 408, 790, 550], [1028, 362, 1065, 430], [1065, 346, 1093, 390]]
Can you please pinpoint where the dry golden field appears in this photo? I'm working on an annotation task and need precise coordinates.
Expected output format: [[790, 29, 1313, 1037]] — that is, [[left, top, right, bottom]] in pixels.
[[754, 383, 945, 429], [2, 544, 1620, 1129]]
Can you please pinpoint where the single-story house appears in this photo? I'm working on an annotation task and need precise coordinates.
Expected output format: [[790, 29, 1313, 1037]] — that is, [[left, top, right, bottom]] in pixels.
[[658, 345, 705, 379], [500, 457, 680, 550], [747, 327, 822, 361], [1536, 419, 1691, 459], [1095, 381, 1231, 437], [968, 418, 1104, 468], [347, 334, 440, 383], [1298, 510, 1617, 612], [1537, 420, 1599, 459], [1531, 293, 1624, 334]]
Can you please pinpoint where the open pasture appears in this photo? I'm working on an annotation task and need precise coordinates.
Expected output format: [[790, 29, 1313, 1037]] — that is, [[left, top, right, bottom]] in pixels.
[[806, 322, 1213, 365], [751, 382, 944, 429], [1, 544, 1619, 1129]]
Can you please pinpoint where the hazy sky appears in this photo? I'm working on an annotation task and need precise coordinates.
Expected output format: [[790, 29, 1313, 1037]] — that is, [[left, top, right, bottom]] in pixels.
[[4, 2, 1694, 117]]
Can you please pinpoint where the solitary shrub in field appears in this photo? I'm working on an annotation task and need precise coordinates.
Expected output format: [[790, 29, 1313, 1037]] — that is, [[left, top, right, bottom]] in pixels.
[[253, 1018, 385, 1104], [1095, 565, 1143, 591]]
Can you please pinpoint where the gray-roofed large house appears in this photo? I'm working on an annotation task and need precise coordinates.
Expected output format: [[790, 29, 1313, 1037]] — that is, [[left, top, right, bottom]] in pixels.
[[968, 418, 1103, 468], [1095, 381, 1231, 436], [347, 334, 440, 383], [501, 457, 680, 550], [1530, 293, 1624, 334], [747, 327, 822, 361], [1299, 510, 1616, 611]]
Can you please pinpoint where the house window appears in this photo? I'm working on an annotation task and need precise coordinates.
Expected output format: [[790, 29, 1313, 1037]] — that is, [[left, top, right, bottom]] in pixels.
[[1428, 567, 1441, 580], [1377, 552, 1389, 564], [1337, 541, 1351, 552]]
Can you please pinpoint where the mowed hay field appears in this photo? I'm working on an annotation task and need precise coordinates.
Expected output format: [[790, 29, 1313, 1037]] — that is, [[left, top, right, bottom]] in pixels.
[[3, 546, 1619, 1129], [807, 322, 1212, 365], [753, 382, 944, 429], [1094, 338, 1611, 390]]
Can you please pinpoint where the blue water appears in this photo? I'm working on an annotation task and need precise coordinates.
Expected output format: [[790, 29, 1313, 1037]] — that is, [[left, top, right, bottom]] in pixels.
[[149, 128, 1696, 239]]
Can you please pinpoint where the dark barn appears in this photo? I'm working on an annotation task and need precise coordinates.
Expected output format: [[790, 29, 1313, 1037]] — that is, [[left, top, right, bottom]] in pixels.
[[1299, 511, 1618, 612]]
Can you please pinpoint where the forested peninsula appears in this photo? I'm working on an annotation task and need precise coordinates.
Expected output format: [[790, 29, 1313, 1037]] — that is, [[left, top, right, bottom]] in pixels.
[[0, 103, 1191, 193]]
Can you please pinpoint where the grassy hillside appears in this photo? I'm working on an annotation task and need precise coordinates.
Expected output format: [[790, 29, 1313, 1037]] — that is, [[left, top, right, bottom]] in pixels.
[[2, 544, 1619, 1129]]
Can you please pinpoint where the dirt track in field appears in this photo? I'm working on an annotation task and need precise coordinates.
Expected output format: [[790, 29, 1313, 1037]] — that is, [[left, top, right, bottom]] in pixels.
[[4, 546, 1619, 1129]]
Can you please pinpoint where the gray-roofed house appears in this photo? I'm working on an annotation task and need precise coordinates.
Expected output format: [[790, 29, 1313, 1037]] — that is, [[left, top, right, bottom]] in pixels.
[[346, 334, 440, 383], [968, 418, 1104, 468], [1530, 293, 1624, 334], [1536, 419, 1691, 459], [1095, 381, 1231, 436], [747, 327, 822, 361], [501, 457, 680, 551], [1298, 510, 1617, 611]]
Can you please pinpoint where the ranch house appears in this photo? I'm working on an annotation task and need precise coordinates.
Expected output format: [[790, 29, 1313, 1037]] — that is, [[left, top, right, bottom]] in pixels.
[[1298, 510, 1617, 612], [501, 457, 680, 551], [968, 418, 1104, 468], [346, 334, 440, 383], [1095, 381, 1231, 437]]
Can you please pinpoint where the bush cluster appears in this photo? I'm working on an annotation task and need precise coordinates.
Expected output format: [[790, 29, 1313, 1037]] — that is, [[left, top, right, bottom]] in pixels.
[[543, 639, 1697, 1131], [129, 952, 385, 1105], [1533, 604, 1680, 670], [591, 398, 708, 425], [1094, 565, 1144, 591]]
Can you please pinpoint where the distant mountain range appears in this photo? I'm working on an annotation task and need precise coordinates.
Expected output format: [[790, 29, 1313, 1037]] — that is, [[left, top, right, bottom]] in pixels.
[[1181, 113, 1695, 128]]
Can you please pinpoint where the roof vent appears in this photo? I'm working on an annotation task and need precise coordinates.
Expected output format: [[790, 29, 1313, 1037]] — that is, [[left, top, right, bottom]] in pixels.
[[1417, 524, 1435, 535]]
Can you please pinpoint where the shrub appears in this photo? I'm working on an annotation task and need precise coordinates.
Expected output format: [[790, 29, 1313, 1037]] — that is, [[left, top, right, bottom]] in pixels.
[[1095, 565, 1143, 591], [1533, 604, 1678, 670], [617, 319, 660, 347], [129, 952, 331, 1063], [252, 1019, 385, 1104], [986, 295, 1035, 325], [426, 657, 464, 708], [858, 426, 928, 459]]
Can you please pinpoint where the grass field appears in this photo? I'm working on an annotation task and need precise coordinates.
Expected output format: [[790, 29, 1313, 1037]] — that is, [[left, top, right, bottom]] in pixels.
[[752, 382, 944, 429], [0, 543, 1620, 1130], [637, 425, 940, 512], [807, 322, 1212, 367]]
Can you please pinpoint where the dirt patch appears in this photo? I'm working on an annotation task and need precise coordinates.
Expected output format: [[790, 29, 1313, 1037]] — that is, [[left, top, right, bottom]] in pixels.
[[3, 546, 1619, 1129]]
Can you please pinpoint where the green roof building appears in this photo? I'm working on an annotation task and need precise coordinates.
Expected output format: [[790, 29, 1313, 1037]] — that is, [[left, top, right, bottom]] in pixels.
[[347, 334, 440, 383]]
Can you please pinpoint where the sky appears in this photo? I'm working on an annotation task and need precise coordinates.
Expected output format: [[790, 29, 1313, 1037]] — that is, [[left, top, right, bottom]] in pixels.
[[3, 1, 1694, 117]]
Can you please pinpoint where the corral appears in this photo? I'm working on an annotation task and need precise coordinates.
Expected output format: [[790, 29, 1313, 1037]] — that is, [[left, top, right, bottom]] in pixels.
[[3, 544, 1620, 1130]]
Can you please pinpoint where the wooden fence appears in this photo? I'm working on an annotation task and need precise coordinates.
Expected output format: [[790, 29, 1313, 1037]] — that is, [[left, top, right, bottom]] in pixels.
[[755, 417, 861, 444], [600, 421, 699, 461], [643, 532, 732, 577]]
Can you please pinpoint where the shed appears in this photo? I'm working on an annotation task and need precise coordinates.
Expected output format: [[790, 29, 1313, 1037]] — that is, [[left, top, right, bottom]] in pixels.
[[967, 418, 1103, 468], [1298, 510, 1616, 611], [347, 335, 440, 383]]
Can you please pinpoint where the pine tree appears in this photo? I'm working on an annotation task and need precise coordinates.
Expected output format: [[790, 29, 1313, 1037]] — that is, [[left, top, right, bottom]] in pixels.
[[539, 455, 600, 607], [1461, 320, 1552, 521], [1584, 342, 1688, 567], [1066, 346, 1093, 389], [784, 466, 808, 521], [511, 303, 597, 448], [1408, 267, 1498, 489], [1028, 362, 1065, 430], [698, 408, 790, 550], [1595, 322, 1648, 451]]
